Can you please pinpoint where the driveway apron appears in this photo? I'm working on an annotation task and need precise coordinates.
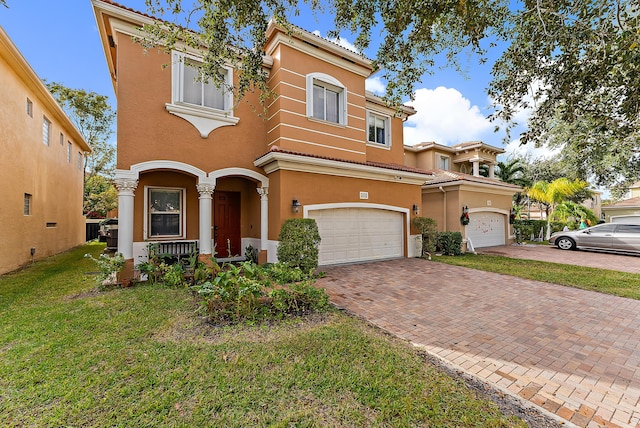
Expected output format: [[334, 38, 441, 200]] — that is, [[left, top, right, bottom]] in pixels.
[[317, 258, 640, 428]]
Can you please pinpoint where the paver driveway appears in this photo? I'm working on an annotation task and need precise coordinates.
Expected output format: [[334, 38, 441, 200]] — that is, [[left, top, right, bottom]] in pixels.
[[316, 259, 640, 427]]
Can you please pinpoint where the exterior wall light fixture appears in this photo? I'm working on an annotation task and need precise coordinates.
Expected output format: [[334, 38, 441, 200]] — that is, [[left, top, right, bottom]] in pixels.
[[292, 199, 301, 213], [412, 204, 420, 216]]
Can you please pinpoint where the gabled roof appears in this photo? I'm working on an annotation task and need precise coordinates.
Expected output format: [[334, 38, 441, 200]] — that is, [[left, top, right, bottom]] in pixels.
[[0, 27, 91, 153]]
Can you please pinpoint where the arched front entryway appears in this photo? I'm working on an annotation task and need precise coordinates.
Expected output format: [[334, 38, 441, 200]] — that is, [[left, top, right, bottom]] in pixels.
[[114, 162, 269, 267]]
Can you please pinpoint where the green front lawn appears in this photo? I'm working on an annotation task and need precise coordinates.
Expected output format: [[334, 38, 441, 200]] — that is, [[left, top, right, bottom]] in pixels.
[[433, 253, 640, 300], [0, 243, 523, 427]]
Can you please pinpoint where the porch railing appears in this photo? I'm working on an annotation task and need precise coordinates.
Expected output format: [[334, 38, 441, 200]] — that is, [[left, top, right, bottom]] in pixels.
[[148, 240, 199, 264]]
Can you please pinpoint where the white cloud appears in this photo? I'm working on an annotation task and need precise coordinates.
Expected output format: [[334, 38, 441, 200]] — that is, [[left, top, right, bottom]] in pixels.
[[365, 76, 385, 95], [403, 87, 493, 146]]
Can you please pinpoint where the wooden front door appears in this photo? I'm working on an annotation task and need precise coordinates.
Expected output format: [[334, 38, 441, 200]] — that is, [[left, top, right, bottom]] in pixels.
[[213, 191, 241, 257]]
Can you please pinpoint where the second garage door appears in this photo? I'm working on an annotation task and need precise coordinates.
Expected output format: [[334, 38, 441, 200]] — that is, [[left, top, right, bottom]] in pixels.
[[309, 208, 404, 265], [466, 212, 506, 248]]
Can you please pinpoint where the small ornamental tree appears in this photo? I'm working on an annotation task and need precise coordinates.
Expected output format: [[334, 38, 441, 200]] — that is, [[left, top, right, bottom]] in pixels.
[[277, 218, 321, 272], [412, 217, 438, 258]]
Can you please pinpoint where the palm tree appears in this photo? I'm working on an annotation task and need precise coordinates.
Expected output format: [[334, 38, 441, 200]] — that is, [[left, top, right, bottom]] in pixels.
[[526, 178, 592, 239], [480, 158, 530, 205]]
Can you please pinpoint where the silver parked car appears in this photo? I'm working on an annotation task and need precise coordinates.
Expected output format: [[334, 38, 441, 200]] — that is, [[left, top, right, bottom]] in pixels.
[[549, 223, 640, 254]]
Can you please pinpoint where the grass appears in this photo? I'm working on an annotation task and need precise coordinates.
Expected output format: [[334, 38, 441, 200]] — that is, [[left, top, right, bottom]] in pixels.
[[433, 253, 640, 300], [0, 242, 524, 427]]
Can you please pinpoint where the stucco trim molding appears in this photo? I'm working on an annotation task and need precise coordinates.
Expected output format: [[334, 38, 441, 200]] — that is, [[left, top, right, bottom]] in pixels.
[[165, 103, 239, 138], [125, 160, 208, 181], [209, 168, 269, 187], [255, 151, 430, 185]]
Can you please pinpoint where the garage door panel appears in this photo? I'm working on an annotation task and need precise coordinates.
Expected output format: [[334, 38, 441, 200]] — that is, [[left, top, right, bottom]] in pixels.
[[310, 208, 404, 265], [467, 212, 506, 248]]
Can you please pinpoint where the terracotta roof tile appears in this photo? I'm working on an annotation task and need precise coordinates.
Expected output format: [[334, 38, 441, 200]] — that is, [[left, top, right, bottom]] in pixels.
[[257, 146, 434, 176]]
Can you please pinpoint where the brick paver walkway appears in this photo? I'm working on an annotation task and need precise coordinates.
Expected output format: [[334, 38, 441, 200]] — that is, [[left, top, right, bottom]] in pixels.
[[317, 259, 640, 427]]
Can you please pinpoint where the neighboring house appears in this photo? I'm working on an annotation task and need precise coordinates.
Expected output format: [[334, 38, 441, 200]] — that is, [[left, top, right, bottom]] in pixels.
[[581, 190, 602, 220], [92, 0, 434, 278], [405, 141, 521, 249], [0, 26, 91, 275], [602, 182, 640, 224]]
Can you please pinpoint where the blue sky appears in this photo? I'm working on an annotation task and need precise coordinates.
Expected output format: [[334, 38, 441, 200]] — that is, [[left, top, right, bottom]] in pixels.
[[0, 0, 540, 156]]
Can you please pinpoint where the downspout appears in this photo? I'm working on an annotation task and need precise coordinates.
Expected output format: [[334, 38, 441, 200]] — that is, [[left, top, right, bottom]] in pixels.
[[439, 186, 446, 230]]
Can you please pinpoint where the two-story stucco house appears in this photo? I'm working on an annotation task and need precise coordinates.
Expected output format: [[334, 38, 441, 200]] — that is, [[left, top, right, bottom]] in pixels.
[[0, 26, 92, 275], [92, 0, 437, 279], [405, 141, 521, 249]]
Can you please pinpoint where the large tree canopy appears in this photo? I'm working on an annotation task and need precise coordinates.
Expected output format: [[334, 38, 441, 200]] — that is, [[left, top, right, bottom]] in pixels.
[[46, 82, 116, 178], [143, 0, 639, 191]]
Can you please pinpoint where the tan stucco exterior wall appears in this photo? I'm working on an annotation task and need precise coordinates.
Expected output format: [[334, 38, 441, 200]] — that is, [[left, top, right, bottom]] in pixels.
[[421, 185, 514, 238], [0, 32, 88, 274], [269, 169, 421, 241], [115, 36, 268, 174]]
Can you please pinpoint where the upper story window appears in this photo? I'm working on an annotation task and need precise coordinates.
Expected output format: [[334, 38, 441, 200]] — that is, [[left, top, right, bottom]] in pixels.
[[24, 193, 32, 216], [59, 132, 64, 146], [67, 142, 71, 163], [172, 52, 232, 112], [26, 98, 33, 117], [166, 51, 238, 138], [306, 73, 346, 125], [367, 111, 391, 147], [42, 117, 51, 146], [437, 154, 450, 170], [77, 152, 83, 170]]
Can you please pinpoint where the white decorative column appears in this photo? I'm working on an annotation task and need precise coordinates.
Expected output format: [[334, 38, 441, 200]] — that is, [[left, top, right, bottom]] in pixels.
[[114, 178, 138, 259], [472, 160, 480, 177], [488, 163, 495, 179], [256, 186, 269, 251], [197, 182, 215, 255]]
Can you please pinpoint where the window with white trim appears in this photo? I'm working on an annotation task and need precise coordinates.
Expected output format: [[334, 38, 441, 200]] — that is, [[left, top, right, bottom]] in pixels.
[[67, 142, 71, 163], [438, 155, 450, 170], [306, 73, 346, 125], [77, 152, 83, 170], [42, 117, 51, 145], [148, 187, 184, 238], [367, 111, 391, 147], [172, 52, 233, 112]]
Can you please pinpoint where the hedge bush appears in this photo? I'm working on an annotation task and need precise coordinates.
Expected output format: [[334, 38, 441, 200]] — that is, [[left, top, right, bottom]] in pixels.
[[436, 231, 463, 256], [277, 218, 321, 272]]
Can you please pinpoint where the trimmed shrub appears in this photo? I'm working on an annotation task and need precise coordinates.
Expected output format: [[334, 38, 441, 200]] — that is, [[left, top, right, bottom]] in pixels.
[[436, 231, 463, 256], [412, 217, 438, 257], [277, 218, 321, 272]]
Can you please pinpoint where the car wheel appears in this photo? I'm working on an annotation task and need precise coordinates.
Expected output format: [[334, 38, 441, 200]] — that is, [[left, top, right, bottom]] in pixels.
[[556, 237, 576, 250]]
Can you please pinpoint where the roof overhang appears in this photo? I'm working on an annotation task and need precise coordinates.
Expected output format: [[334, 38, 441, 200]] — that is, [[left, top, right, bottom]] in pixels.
[[0, 27, 91, 153], [254, 150, 431, 185]]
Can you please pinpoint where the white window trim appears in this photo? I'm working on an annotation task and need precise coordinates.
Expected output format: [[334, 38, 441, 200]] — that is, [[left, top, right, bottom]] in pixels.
[[166, 51, 239, 138], [437, 153, 451, 170], [306, 72, 347, 126], [144, 186, 187, 240], [366, 110, 392, 149], [42, 117, 51, 146]]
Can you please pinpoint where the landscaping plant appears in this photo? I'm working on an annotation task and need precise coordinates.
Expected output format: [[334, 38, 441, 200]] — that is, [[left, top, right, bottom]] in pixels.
[[276, 218, 321, 272]]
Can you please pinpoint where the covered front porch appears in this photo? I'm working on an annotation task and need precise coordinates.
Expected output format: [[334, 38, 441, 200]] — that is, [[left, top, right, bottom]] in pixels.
[[114, 161, 271, 278]]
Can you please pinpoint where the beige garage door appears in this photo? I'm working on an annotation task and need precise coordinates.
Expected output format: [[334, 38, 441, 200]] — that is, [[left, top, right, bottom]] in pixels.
[[466, 212, 506, 248], [309, 208, 404, 265]]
